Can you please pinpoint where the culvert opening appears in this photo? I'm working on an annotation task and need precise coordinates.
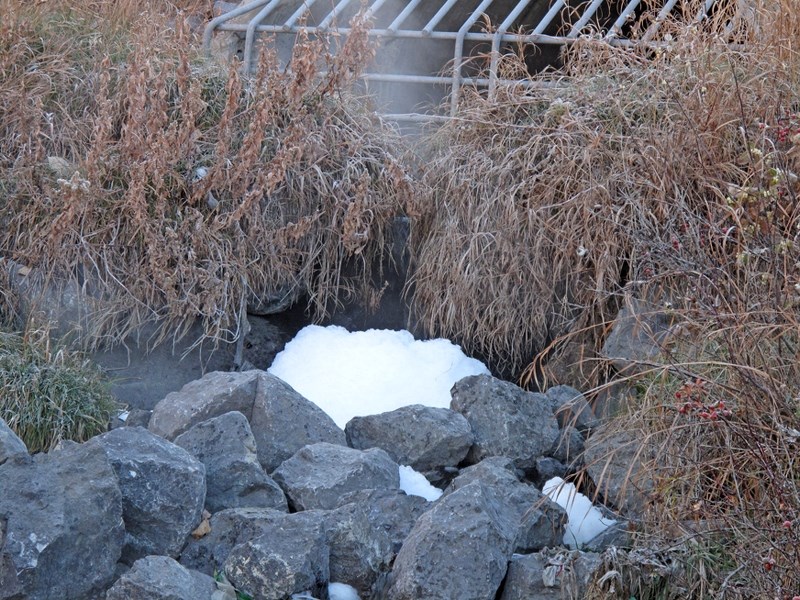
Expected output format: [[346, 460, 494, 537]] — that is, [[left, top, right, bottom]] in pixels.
[[204, 0, 728, 120]]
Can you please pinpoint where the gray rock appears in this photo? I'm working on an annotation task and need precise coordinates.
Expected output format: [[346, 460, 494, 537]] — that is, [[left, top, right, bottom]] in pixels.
[[601, 297, 676, 374], [0, 517, 23, 600], [273, 442, 400, 511], [386, 481, 518, 600], [87, 427, 206, 564], [334, 488, 429, 554], [583, 520, 632, 552], [149, 370, 260, 440], [250, 373, 346, 472], [345, 404, 473, 473], [223, 512, 329, 600], [549, 425, 585, 465], [174, 411, 288, 513], [545, 385, 599, 433], [445, 457, 566, 553], [500, 549, 603, 600], [179, 507, 289, 575], [0, 443, 124, 600], [0, 418, 26, 465], [326, 502, 394, 597], [111, 409, 153, 430], [450, 374, 560, 472], [582, 425, 654, 516], [106, 555, 217, 600], [530, 456, 569, 488]]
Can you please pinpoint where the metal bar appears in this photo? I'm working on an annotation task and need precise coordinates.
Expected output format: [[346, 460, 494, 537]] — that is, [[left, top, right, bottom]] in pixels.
[[362, 72, 565, 88], [695, 0, 715, 21], [319, 0, 356, 29], [243, 0, 285, 73], [364, 0, 391, 17], [568, 0, 605, 37], [451, 0, 497, 116], [423, 0, 460, 35], [605, 0, 641, 39], [641, 0, 680, 42], [284, 0, 321, 30], [215, 23, 629, 46], [489, 0, 533, 98], [532, 0, 565, 35], [203, 0, 271, 52], [387, 0, 424, 32]]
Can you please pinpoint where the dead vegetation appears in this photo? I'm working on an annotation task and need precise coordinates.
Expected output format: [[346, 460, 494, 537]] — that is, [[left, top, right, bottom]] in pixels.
[[1, 0, 800, 596], [0, 0, 417, 351]]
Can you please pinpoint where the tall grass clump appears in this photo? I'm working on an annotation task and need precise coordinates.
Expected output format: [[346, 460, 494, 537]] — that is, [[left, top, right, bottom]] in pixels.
[[411, 0, 800, 595], [410, 0, 800, 381], [0, 0, 418, 351], [0, 327, 118, 453]]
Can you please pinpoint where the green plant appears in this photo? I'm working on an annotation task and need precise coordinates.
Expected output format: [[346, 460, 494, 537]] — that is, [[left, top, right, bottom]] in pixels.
[[0, 327, 119, 452]]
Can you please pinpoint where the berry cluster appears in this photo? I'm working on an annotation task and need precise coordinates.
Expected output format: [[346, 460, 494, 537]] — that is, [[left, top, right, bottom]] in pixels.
[[674, 379, 732, 420]]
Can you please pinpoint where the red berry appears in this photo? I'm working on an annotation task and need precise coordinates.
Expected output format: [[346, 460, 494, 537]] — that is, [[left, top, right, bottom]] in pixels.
[[783, 520, 792, 529]]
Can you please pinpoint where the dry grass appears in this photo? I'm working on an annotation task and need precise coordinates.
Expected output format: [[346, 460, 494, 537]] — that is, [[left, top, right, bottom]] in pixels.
[[409, 1, 800, 595], [0, 0, 418, 350], [409, 0, 800, 380]]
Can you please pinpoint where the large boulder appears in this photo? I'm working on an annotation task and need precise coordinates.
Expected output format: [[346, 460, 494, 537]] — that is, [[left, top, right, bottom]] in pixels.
[[386, 481, 518, 600], [601, 296, 677, 375], [174, 411, 287, 513], [545, 385, 599, 433], [179, 507, 288, 575], [106, 555, 218, 600], [345, 405, 473, 474], [445, 457, 567, 553], [582, 425, 654, 516], [450, 374, 560, 472], [148, 370, 260, 440], [0, 418, 26, 465], [87, 427, 206, 564], [334, 488, 430, 554], [272, 443, 400, 511], [0, 443, 124, 600], [500, 549, 603, 600], [249, 373, 346, 472], [223, 511, 329, 600], [325, 502, 394, 597]]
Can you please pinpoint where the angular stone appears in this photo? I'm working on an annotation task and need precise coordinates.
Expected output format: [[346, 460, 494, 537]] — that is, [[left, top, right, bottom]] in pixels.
[[250, 373, 346, 472], [500, 550, 603, 600], [445, 457, 566, 553], [272, 443, 399, 511], [326, 502, 394, 597], [545, 385, 599, 433], [549, 425, 585, 465], [345, 405, 473, 473], [334, 488, 430, 555], [88, 427, 206, 563], [106, 555, 217, 600], [223, 512, 329, 600], [149, 370, 260, 440], [179, 507, 289, 575], [450, 374, 560, 472], [174, 411, 287, 513], [582, 425, 654, 516], [386, 481, 518, 600], [0, 443, 124, 600], [601, 297, 676, 374], [0, 418, 26, 465]]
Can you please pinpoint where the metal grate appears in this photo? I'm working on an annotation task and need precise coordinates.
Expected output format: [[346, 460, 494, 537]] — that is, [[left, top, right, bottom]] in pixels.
[[203, 0, 718, 119]]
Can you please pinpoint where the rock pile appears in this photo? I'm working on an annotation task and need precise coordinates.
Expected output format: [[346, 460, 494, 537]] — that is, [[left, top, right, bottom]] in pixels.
[[0, 372, 640, 600]]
